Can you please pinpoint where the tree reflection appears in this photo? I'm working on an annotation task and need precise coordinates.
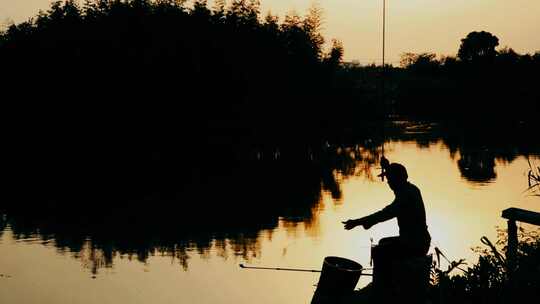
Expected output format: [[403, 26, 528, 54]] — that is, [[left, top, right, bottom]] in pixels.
[[441, 121, 537, 184], [1, 141, 374, 274], [457, 151, 497, 183], [1, 120, 538, 274], [387, 120, 539, 184]]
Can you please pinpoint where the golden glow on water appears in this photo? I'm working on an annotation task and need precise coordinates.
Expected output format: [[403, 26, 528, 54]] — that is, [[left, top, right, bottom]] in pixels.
[[1, 140, 539, 304]]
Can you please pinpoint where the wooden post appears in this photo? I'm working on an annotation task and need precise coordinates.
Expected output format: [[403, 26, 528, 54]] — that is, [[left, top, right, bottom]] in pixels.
[[506, 219, 517, 272], [501, 208, 540, 273]]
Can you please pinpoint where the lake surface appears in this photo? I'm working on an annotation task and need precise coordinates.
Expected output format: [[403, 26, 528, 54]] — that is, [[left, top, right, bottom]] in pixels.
[[1, 121, 539, 304]]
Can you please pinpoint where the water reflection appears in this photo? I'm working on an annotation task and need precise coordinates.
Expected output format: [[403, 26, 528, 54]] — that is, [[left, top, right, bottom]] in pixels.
[[388, 121, 537, 184], [1, 120, 538, 276], [2, 142, 374, 274], [0, 214, 6, 240], [457, 150, 497, 183]]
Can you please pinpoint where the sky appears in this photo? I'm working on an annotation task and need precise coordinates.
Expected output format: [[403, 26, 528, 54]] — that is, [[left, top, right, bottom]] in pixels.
[[1, 0, 539, 63]]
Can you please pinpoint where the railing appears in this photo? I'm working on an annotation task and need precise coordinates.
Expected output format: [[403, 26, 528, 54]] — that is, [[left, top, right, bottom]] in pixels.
[[501, 207, 540, 271]]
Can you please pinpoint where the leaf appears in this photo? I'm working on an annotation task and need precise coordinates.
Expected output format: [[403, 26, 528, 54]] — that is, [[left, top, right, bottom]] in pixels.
[[523, 183, 540, 193], [480, 236, 506, 266]]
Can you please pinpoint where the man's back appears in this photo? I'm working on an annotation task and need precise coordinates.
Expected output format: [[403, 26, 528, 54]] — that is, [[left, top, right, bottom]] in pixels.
[[393, 182, 430, 247]]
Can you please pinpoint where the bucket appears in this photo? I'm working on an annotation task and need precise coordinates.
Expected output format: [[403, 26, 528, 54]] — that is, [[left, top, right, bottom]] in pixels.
[[314, 256, 363, 296]]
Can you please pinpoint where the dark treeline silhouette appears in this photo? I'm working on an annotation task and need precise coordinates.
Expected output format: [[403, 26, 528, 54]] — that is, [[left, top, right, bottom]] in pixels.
[[1, 0, 370, 203], [337, 31, 540, 120], [3, 2, 537, 204]]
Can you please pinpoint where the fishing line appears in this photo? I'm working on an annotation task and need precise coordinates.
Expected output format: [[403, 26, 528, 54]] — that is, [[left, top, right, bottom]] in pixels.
[[380, 0, 387, 181]]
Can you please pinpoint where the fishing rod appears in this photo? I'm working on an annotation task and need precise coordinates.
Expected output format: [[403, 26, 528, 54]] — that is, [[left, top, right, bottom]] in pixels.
[[239, 264, 321, 273], [239, 264, 373, 275]]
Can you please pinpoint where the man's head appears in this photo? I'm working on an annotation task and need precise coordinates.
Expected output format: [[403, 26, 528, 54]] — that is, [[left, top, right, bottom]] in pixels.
[[381, 163, 408, 190]]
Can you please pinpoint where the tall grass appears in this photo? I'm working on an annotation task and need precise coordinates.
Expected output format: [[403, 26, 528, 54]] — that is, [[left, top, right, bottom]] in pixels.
[[526, 158, 540, 197], [429, 228, 540, 304]]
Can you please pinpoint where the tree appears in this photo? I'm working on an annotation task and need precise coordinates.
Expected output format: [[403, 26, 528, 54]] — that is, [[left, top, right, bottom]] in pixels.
[[399, 52, 440, 75], [323, 38, 343, 68], [227, 0, 260, 27], [303, 3, 324, 60], [263, 11, 279, 32], [534, 51, 540, 62], [497, 47, 520, 69], [211, 0, 226, 24], [457, 31, 499, 63]]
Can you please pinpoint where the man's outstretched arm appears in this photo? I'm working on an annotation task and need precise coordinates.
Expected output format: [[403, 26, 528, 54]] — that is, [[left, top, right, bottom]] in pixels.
[[343, 199, 399, 230]]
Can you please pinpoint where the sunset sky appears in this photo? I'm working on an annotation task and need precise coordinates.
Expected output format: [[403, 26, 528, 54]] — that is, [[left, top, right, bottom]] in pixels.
[[1, 0, 539, 63]]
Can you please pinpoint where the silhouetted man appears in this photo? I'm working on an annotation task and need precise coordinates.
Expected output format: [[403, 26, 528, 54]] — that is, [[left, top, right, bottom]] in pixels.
[[342, 157, 430, 257]]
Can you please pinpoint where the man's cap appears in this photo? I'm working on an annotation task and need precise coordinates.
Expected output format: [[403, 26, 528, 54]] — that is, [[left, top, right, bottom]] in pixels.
[[378, 162, 408, 181]]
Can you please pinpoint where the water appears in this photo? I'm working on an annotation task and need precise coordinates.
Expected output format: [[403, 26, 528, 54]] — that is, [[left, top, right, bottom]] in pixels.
[[1, 122, 539, 304]]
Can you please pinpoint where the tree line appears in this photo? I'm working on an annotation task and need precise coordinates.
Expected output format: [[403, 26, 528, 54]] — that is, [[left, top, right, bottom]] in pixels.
[[338, 31, 540, 120], [0, 0, 350, 147], [0, 0, 354, 202], [1, 2, 538, 203]]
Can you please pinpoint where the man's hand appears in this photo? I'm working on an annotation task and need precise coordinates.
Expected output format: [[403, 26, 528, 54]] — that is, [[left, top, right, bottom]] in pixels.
[[342, 218, 373, 230], [342, 219, 359, 230], [342, 219, 364, 230]]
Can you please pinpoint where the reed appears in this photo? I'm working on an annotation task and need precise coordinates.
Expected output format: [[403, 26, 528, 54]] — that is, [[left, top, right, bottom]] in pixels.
[[429, 228, 540, 304], [526, 158, 540, 197]]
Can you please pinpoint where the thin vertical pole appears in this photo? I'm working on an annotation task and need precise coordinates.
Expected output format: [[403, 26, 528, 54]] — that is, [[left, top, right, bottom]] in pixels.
[[382, 0, 386, 123], [380, 0, 386, 180], [382, 0, 386, 141], [382, 0, 386, 70]]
